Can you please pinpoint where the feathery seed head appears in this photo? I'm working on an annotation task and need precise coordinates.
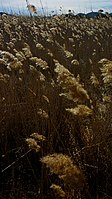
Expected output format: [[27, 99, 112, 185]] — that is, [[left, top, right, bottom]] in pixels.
[[26, 138, 40, 152], [66, 105, 93, 117], [50, 184, 66, 198], [30, 133, 46, 142]]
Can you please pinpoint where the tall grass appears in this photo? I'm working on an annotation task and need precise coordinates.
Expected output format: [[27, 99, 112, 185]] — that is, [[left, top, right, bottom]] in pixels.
[[0, 14, 112, 199]]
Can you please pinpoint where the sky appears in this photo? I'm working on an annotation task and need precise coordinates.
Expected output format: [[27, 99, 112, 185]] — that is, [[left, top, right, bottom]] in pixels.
[[0, 0, 112, 14]]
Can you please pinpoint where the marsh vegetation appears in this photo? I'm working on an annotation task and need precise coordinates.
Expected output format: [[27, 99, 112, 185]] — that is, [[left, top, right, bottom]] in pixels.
[[0, 14, 112, 198]]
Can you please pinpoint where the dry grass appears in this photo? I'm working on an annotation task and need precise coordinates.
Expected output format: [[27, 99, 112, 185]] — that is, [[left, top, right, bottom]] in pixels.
[[0, 14, 112, 199]]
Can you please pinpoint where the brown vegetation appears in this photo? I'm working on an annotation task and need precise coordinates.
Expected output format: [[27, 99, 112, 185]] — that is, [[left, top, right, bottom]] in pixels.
[[0, 14, 112, 199]]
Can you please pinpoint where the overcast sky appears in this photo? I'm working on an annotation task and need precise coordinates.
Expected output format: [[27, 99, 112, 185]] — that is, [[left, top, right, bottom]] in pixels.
[[0, 0, 112, 14]]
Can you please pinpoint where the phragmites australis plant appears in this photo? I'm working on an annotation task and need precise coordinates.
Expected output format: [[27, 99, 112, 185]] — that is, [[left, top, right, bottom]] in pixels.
[[0, 13, 112, 199]]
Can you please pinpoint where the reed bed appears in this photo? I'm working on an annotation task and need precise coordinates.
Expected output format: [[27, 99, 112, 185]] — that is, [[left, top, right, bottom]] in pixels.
[[0, 14, 112, 199]]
